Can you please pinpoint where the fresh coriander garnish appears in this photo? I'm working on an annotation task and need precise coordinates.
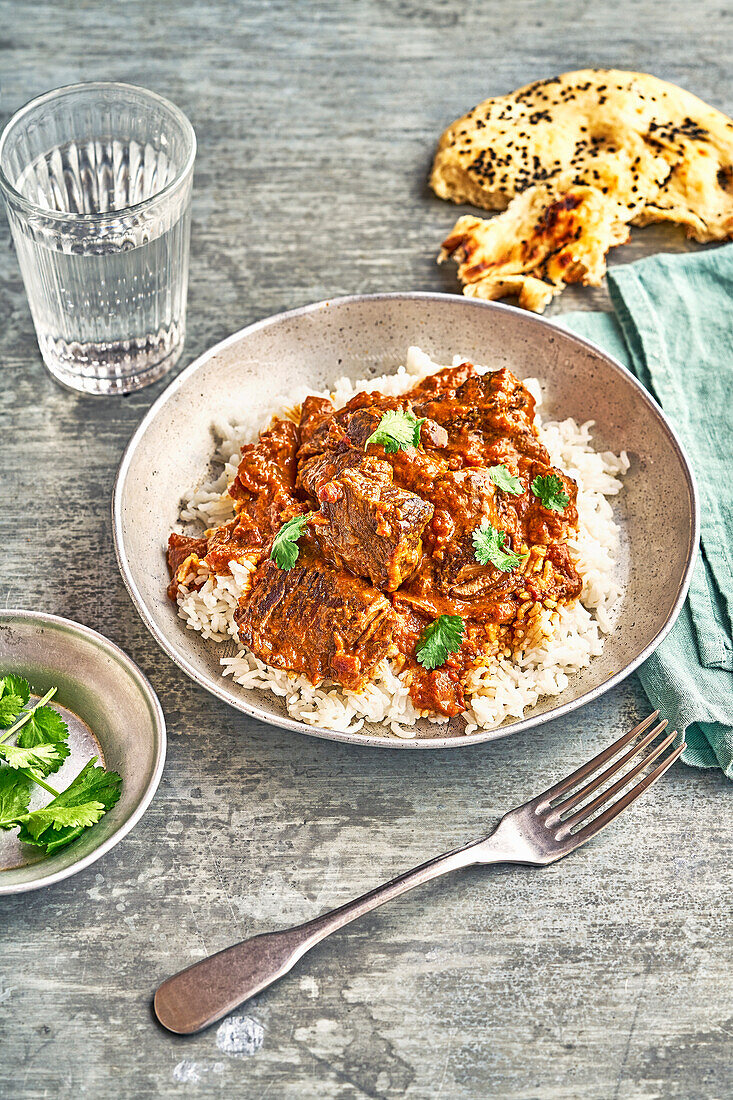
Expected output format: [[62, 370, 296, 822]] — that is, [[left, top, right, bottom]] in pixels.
[[0, 769, 35, 830], [365, 409, 426, 454], [472, 521, 529, 572], [270, 512, 312, 571], [15, 700, 70, 773], [487, 464, 523, 495], [415, 614, 465, 670], [0, 673, 30, 728], [531, 474, 570, 512], [0, 675, 122, 855], [16, 758, 121, 855], [0, 742, 62, 772]]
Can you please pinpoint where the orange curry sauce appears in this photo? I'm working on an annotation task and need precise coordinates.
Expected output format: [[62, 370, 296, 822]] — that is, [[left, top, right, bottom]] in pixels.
[[167, 364, 582, 718]]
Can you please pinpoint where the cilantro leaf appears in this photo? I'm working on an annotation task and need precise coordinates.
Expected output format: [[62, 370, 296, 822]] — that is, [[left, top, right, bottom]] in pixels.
[[472, 522, 529, 572], [270, 512, 312, 571], [365, 410, 426, 454], [1, 675, 30, 707], [0, 742, 61, 772], [18, 802, 106, 841], [21, 706, 68, 744], [415, 615, 465, 670], [0, 693, 24, 729], [0, 768, 33, 829], [45, 757, 122, 810], [0, 673, 123, 856], [487, 464, 523, 495], [16, 758, 122, 854], [0, 674, 31, 728], [17, 706, 69, 774], [531, 474, 570, 512]]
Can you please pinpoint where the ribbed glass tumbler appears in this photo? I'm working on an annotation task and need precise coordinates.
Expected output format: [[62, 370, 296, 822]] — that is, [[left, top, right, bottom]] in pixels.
[[0, 83, 196, 394]]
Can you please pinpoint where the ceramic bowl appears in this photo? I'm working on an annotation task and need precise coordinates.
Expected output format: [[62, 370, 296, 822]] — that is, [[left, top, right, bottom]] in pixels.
[[113, 293, 698, 748], [0, 610, 166, 893]]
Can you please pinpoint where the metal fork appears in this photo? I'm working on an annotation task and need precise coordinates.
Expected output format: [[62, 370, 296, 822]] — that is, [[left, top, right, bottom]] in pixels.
[[154, 713, 682, 1035]]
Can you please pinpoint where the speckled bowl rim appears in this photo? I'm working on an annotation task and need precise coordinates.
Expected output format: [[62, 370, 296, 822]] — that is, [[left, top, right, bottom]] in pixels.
[[0, 609, 166, 894], [113, 292, 699, 749]]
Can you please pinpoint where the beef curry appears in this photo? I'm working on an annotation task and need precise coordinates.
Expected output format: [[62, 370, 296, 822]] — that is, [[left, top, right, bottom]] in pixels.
[[167, 364, 582, 718]]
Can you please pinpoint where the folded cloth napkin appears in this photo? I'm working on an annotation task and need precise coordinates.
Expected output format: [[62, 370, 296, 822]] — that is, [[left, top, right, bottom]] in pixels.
[[559, 246, 733, 778]]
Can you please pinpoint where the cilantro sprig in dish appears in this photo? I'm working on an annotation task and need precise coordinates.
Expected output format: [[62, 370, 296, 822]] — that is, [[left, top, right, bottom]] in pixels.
[[0, 675, 121, 856], [472, 521, 529, 572], [487, 464, 523, 495], [270, 512, 313, 571], [365, 409, 426, 454], [415, 614, 465, 670], [531, 474, 570, 512]]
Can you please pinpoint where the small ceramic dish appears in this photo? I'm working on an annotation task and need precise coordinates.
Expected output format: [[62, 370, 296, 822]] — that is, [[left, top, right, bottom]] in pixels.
[[113, 293, 698, 749], [0, 610, 166, 894]]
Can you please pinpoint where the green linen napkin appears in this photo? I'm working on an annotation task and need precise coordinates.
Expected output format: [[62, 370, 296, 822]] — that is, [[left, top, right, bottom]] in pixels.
[[559, 246, 733, 778]]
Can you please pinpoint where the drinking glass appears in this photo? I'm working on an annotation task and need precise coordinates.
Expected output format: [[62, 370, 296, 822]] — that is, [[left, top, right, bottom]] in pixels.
[[0, 83, 196, 395]]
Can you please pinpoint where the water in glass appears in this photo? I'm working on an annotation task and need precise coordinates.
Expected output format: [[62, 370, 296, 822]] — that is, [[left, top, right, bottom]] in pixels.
[[0, 83, 195, 395], [14, 139, 190, 389]]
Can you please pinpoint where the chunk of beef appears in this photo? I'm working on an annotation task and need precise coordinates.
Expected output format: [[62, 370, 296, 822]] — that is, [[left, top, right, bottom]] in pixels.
[[297, 396, 337, 459], [390, 599, 467, 717], [166, 533, 208, 600], [337, 401, 447, 455], [203, 515, 269, 573], [230, 416, 298, 503], [420, 419, 449, 449], [229, 417, 299, 541], [343, 405, 387, 449], [299, 451, 433, 590], [235, 546, 397, 691], [426, 468, 522, 597], [397, 468, 525, 616], [459, 369, 544, 458], [543, 542, 583, 601], [167, 533, 208, 576], [296, 374, 453, 470], [414, 367, 547, 467], [296, 390, 398, 462], [521, 460, 579, 543], [406, 361, 476, 401], [298, 365, 476, 459], [409, 665, 466, 718]]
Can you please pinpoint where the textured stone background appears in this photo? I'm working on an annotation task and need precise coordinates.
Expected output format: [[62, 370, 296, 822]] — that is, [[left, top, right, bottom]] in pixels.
[[0, 2, 730, 1097]]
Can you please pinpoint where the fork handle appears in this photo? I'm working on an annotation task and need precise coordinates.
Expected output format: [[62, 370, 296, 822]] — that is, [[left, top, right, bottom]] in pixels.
[[154, 836, 495, 1034]]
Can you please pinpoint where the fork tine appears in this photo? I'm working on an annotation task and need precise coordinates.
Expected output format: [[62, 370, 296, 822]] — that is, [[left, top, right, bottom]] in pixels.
[[560, 739, 684, 846], [544, 719, 668, 825], [555, 726, 677, 837], [533, 711, 660, 810]]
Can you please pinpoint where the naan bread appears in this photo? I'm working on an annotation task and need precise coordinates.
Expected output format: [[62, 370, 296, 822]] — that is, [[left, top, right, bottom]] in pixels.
[[440, 185, 630, 311], [432, 69, 733, 310]]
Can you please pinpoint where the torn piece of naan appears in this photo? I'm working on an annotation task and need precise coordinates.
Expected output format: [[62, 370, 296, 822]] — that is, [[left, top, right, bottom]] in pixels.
[[432, 69, 733, 310], [439, 185, 630, 312]]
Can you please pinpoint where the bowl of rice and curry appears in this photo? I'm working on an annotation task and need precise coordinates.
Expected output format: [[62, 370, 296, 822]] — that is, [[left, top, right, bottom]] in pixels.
[[113, 293, 697, 746]]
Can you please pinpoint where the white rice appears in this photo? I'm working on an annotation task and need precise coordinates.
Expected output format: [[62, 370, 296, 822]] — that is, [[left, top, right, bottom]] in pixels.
[[172, 347, 629, 738]]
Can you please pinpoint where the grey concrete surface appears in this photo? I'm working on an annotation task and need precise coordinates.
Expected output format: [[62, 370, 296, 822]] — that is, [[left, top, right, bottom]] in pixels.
[[0, 2, 730, 1097]]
